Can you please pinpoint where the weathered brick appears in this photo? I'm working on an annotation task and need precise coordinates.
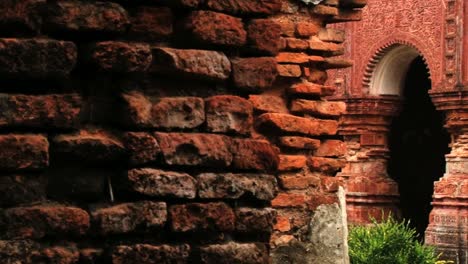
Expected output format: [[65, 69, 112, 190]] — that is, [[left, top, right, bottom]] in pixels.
[[52, 130, 126, 162], [0, 38, 76, 77], [121, 91, 205, 129], [91, 201, 166, 235], [318, 28, 345, 43], [0, 94, 81, 129], [284, 37, 309, 50], [312, 5, 339, 16], [315, 140, 347, 157], [0, 0, 44, 36], [112, 244, 190, 264], [309, 37, 343, 52], [205, 0, 281, 15], [279, 136, 321, 150], [80, 248, 104, 264], [291, 99, 346, 117], [235, 208, 276, 233], [279, 173, 321, 190], [296, 21, 321, 37], [321, 176, 345, 193], [229, 139, 279, 172], [169, 202, 235, 232], [0, 240, 38, 263], [155, 133, 232, 167], [129, 7, 173, 41], [206, 95, 253, 135], [46, 1, 129, 34], [127, 168, 197, 199], [249, 95, 288, 113], [31, 245, 79, 264], [307, 193, 339, 210], [271, 193, 309, 208], [274, 215, 291, 232], [324, 57, 353, 69], [123, 132, 160, 165], [152, 48, 231, 81], [247, 19, 281, 55], [287, 81, 322, 96], [257, 113, 338, 136], [0, 174, 47, 207], [278, 155, 307, 172], [0, 134, 49, 171], [276, 52, 324, 64], [1, 204, 89, 239], [308, 157, 345, 174], [277, 64, 301, 77], [198, 173, 278, 200], [85, 42, 152, 72], [231, 57, 278, 92], [185, 11, 247, 47], [200, 243, 269, 264]]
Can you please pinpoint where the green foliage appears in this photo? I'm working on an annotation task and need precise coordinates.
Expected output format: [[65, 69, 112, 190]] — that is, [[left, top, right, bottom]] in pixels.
[[348, 215, 446, 264]]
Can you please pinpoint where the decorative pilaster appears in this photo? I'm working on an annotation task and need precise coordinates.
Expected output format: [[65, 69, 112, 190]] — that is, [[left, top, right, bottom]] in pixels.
[[425, 91, 468, 263], [338, 96, 402, 224]]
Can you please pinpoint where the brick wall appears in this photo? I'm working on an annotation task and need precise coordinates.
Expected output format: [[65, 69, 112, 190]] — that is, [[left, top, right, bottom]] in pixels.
[[0, 0, 364, 263]]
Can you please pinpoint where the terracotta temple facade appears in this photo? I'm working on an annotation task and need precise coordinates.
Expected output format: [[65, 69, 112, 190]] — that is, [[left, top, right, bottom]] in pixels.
[[329, 0, 468, 262]]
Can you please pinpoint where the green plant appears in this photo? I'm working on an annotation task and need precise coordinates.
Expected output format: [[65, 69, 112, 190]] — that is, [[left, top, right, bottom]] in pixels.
[[348, 214, 444, 264]]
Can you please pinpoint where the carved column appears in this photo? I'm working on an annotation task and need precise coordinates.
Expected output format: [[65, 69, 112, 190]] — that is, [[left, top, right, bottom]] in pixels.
[[338, 96, 402, 224], [425, 91, 468, 263]]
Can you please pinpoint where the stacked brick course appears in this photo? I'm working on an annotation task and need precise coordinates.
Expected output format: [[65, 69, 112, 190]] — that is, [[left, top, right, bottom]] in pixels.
[[0, 0, 364, 263]]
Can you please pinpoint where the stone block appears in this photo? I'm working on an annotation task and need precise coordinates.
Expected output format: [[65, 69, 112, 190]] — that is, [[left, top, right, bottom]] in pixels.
[[91, 201, 166, 235], [127, 168, 197, 199], [155, 133, 232, 167], [198, 173, 278, 200], [231, 57, 278, 92], [247, 19, 281, 55], [0, 94, 81, 129], [184, 11, 247, 47], [205, 95, 253, 135], [121, 91, 205, 129], [169, 202, 235, 232], [152, 48, 231, 81], [0, 134, 49, 171], [0, 38, 76, 77], [1, 204, 90, 239]]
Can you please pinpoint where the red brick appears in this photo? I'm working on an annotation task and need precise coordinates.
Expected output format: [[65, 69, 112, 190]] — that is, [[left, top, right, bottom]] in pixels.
[[185, 11, 247, 47], [152, 48, 231, 81], [279, 136, 321, 150], [247, 19, 281, 55], [309, 37, 343, 52], [200, 243, 269, 264], [205, 0, 281, 15], [291, 99, 346, 118], [198, 173, 278, 200], [0, 174, 47, 207], [315, 140, 347, 157], [274, 215, 291, 232], [91, 201, 166, 235], [112, 244, 190, 264], [249, 95, 288, 113], [52, 130, 126, 162], [0, 0, 44, 36], [155, 133, 232, 167], [287, 81, 322, 96], [278, 155, 307, 172], [307, 157, 345, 174], [127, 168, 197, 199], [86, 42, 152, 72], [0, 94, 81, 129], [46, 1, 129, 34], [257, 113, 338, 136], [235, 208, 276, 233], [277, 64, 301, 77], [121, 91, 205, 129], [273, 18, 295, 37], [32, 245, 79, 264], [129, 7, 173, 41], [318, 28, 345, 43], [0, 134, 48, 171], [123, 132, 160, 166], [206, 95, 253, 135], [1, 204, 89, 239], [284, 37, 309, 50], [0, 38, 76, 77], [320, 176, 344, 192], [169, 202, 235, 232], [276, 52, 324, 64], [272, 193, 309, 208], [231, 57, 278, 92], [279, 173, 321, 190], [308, 71, 329, 85], [296, 22, 321, 37], [311, 5, 339, 16], [0, 240, 38, 263], [229, 139, 279, 172], [306, 193, 339, 210], [79, 248, 104, 264]]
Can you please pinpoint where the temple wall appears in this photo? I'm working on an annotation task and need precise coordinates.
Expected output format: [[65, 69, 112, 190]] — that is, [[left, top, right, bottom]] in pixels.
[[0, 0, 363, 263]]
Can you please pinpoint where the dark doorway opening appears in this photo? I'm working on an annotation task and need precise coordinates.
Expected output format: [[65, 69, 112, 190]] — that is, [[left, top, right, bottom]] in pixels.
[[388, 56, 450, 239]]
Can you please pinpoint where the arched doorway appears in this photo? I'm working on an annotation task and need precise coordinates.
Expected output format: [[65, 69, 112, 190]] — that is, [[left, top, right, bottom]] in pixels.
[[385, 56, 450, 237]]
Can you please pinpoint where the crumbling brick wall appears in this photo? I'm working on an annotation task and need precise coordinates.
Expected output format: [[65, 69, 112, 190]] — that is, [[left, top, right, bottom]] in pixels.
[[0, 0, 364, 263]]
